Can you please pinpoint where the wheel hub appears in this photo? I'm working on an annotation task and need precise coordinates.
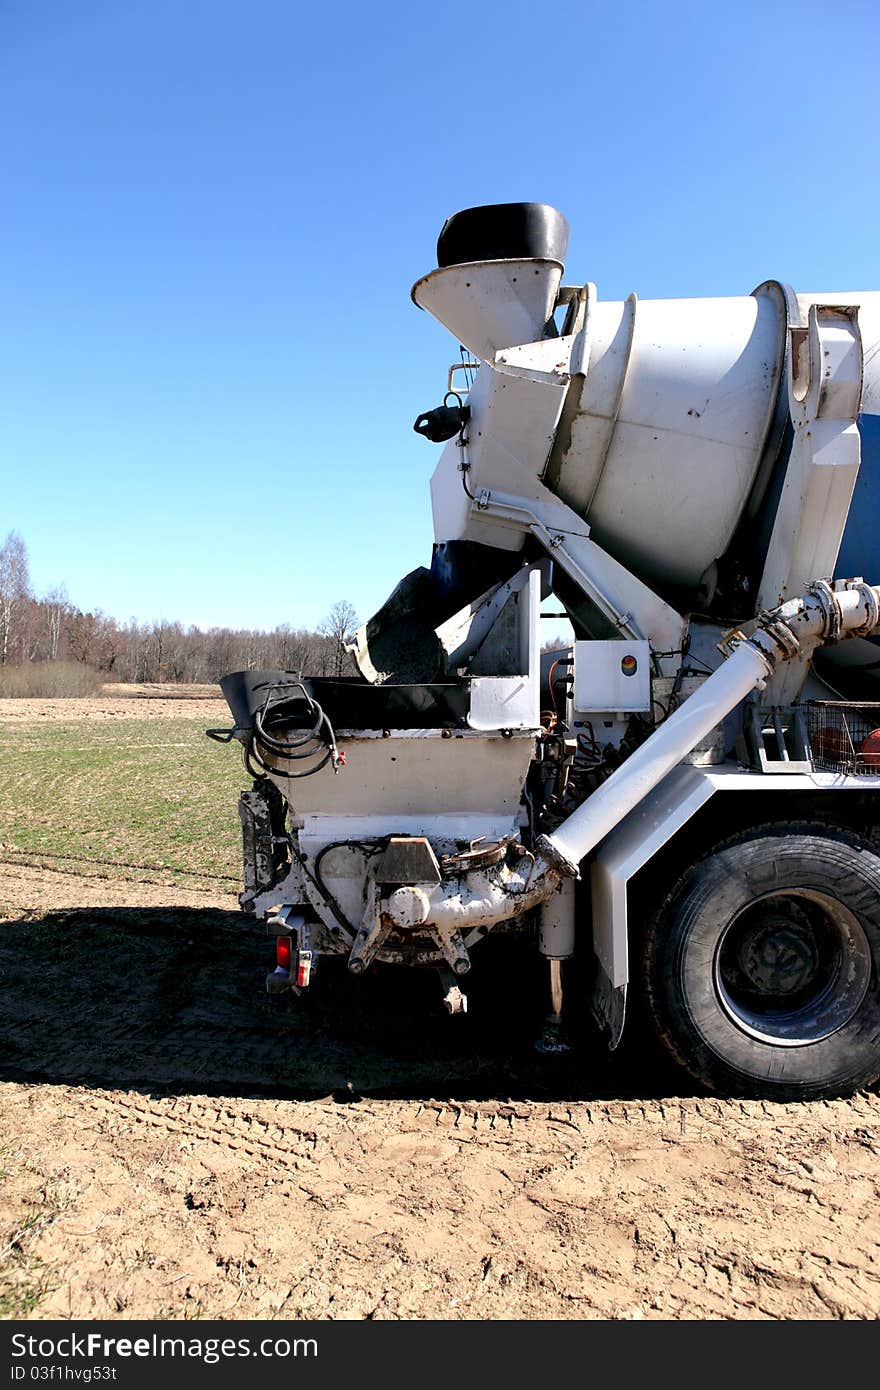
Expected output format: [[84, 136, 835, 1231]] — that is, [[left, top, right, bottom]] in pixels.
[[734, 911, 820, 996], [714, 888, 872, 1046]]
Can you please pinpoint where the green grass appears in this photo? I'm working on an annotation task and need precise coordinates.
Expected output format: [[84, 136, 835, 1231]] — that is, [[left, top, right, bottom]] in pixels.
[[0, 1183, 68, 1318], [0, 717, 247, 889], [0, 1259, 54, 1318]]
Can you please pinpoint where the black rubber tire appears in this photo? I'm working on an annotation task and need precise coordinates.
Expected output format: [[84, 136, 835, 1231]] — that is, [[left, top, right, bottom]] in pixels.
[[643, 822, 880, 1100]]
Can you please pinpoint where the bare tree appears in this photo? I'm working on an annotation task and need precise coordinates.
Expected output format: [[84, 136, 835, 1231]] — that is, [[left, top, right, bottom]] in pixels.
[[67, 610, 98, 664], [44, 584, 70, 661], [0, 531, 365, 685], [276, 623, 322, 675], [0, 531, 31, 665], [318, 600, 359, 678]]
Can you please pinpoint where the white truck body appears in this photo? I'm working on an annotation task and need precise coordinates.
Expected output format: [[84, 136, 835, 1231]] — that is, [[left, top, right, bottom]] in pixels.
[[214, 203, 880, 1099]]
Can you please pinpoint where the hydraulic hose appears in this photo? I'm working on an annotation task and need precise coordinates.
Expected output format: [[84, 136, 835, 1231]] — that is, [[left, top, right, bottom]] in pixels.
[[250, 681, 341, 778]]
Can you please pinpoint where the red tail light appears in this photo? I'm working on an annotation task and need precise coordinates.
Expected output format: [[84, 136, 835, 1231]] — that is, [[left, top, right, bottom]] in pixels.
[[276, 936, 292, 972]]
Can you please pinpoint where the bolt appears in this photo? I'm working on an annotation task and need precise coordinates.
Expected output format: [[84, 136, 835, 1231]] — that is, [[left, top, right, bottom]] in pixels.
[[454, 959, 470, 976], [348, 958, 366, 975]]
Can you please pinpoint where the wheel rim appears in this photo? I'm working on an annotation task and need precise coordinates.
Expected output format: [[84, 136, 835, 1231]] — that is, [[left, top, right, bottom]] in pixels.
[[713, 888, 872, 1047]]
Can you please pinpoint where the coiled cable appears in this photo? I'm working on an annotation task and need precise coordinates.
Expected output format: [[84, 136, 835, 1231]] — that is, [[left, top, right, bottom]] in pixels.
[[248, 681, 341, 778]]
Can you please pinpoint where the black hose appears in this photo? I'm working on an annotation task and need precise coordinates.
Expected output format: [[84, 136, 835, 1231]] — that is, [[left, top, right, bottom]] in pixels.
[[291, 838, 385, 941], [251, 681, 339, 778], [287, 839, 357, 939]]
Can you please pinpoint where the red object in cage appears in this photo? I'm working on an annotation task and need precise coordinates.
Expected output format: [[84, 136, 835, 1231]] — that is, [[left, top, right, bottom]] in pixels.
[[808, 702, 880, 773], [860, 728, 880, 767], [814, 723, 854, 764]]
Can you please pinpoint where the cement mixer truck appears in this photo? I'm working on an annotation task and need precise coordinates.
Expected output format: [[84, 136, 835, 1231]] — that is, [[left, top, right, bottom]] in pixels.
[[211, 202, 880, 1101]]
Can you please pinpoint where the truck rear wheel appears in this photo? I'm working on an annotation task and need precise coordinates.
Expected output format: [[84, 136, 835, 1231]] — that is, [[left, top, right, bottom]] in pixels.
[[643, 823, 880, 1100]]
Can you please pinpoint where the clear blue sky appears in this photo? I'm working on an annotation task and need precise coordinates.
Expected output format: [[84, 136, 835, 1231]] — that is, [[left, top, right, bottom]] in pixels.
[[2, 0, 877, 634]]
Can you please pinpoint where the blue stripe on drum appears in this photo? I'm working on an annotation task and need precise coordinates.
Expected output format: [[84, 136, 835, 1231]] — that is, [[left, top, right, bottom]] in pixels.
[[837, 413, 880, 587]]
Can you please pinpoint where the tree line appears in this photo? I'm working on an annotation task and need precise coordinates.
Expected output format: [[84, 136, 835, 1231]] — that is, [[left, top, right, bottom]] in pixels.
[[0, 531, 359, 683]]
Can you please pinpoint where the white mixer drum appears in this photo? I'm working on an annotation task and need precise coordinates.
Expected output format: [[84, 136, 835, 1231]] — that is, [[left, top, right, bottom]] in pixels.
[[549, 291, 784, 591]]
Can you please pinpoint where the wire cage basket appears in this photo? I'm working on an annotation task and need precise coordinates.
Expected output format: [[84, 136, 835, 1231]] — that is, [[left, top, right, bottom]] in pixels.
[[807, 701, 880, 774]]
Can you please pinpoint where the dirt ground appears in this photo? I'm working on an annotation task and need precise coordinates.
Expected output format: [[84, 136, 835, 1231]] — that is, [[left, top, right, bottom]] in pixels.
[[2, 694, 880, 1320], [0, 688, 228, 724]]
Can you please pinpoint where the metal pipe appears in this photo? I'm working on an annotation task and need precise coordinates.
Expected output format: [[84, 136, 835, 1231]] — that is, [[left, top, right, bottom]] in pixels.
[[538, 641, 772, 876], [423, 860, 560, 932], [549, 959, 564, 1017], [539, 877, 575, 958], [537, 580, 880, 878]]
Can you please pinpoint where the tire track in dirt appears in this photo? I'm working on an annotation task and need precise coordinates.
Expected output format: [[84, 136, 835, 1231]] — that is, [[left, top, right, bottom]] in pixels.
[[410, 1093, 880, 1139], [3, 855, 880, 1319], [81, 1086, 880, 1152], [84, 1092, 321, 1174], [5, 1078, 880, 1320]]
